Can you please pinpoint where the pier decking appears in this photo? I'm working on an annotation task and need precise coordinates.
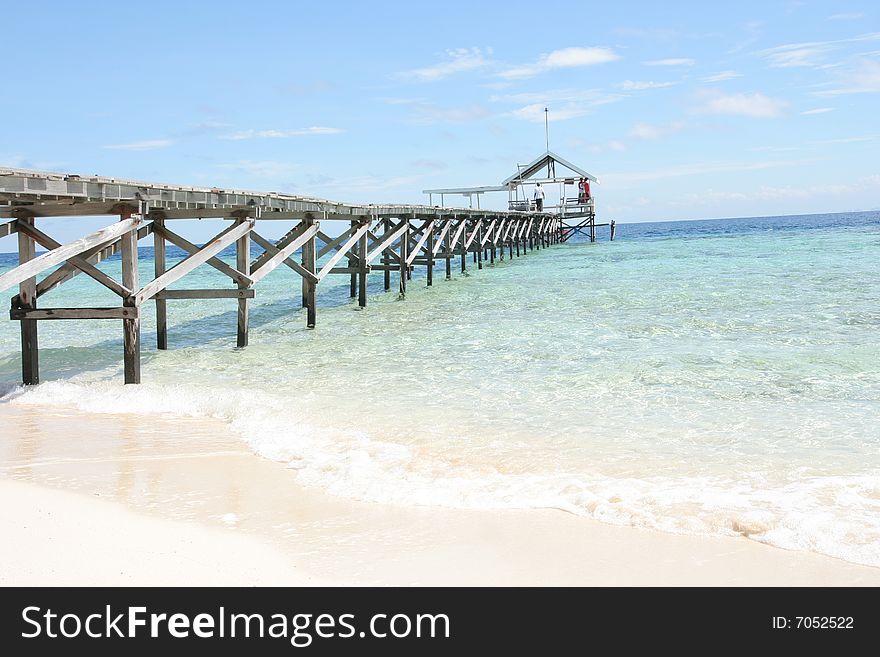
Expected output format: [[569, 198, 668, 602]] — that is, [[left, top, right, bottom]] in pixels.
[[0, 168, 598, 385]]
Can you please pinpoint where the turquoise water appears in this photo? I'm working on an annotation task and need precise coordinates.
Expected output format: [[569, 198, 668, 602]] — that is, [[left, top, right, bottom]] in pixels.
[[2, 212, 879, 566]]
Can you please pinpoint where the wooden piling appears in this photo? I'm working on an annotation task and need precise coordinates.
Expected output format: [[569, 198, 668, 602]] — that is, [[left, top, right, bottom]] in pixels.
[[349, 220, 357, 299], [610, 219, 616, 241], [383, 218, 391, 291], [399, 222, 409, 298], [153, 216, 168, 350], [16, 215, 39, 385], [426, 224, 434, 286], [358, 220, 368, 307], [235, 217, 251, 346], [119, 208, 140, 384], [302, 216, 317, 327]]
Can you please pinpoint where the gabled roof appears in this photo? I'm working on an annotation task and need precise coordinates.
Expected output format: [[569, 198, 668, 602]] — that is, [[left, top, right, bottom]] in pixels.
[[501, 150, 597, 185]]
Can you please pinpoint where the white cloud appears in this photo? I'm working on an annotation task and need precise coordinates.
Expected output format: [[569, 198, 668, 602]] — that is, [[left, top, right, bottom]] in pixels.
[[829, 12, 864, 21], [701, 70, 743, 82], [508, 103, 592, 122], [399, 48, 491, 81], [498, 47, 619, 79], [221, 127, 343, 140], [813, 58, 880, 95], [801, 107, 834, 115], [102, 139, 174, 151], [617, 80, 676, 90], [643, 58, 695, 66], [628, 121, 685, 139], [679, 175, 880, 204], [812, 134, 877, 144], [697, 91, 787, 118], [759, 32, 880, 68]]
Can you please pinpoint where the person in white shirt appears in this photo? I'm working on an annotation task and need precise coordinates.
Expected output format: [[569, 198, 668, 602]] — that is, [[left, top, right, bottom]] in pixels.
[[533, 183, 545, 212]]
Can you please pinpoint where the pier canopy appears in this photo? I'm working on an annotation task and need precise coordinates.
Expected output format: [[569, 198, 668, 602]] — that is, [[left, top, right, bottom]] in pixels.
[[423, 150, 599, 215]]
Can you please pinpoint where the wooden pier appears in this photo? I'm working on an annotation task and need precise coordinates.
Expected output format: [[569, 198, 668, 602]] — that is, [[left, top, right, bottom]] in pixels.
[[0, 168, 595, 385]]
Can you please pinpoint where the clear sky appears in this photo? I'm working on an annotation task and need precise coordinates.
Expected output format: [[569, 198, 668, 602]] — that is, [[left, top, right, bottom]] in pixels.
[[2, 0, 879, 231]]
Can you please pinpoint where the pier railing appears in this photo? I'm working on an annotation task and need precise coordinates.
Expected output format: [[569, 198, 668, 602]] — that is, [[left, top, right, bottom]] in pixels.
[[0, 168, 582, 385]]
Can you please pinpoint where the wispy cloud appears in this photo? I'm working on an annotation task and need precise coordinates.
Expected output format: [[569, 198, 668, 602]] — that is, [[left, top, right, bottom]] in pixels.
[[629, 121, 686, 139], [643, 58, 695, 66], [813, 58, 880, 95], [102, 139, 174, 151], [701, 70, 743, 82], [759, 32, 880, 68], [828, 12, 864, 21], [801, 107, 834, 115], [617, 80, 677, 90], [398, 47, 491, 81], [221, 127, 343, 140], [696, 91, 787, 118], [498, 47, 619, 79], [410, 159, 447, 170], [497, 89, 623, 122], [676, 174, 880, 205], [812, 134, 878, 144]]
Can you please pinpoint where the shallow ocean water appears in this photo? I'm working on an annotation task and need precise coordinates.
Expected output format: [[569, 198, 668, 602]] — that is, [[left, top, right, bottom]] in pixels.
[[2, 211, 879, 566]]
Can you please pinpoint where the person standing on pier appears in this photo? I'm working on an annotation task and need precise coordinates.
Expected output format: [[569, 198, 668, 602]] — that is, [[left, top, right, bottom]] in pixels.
[[533, 183, 545, 212], [581, 177, 591, 205]]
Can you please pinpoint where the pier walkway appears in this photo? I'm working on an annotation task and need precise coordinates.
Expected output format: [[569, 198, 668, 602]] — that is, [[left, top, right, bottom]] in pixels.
[[0, 168, 595, 384]]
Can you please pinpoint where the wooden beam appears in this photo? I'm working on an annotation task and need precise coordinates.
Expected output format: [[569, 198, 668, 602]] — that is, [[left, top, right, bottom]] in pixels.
[[316, 222, 369, 281], [301, 218, 317, 327], [250, 222, 319, 285], [365, 221, 407, 264], [250, 231, 318, 283], [16, 219, 131, 298], [154, 224, 252, 287], [11, 307, 138, 320], [317, 228, 356, 261], [480, 218, 497, 246], [0, 216, 141, 293], [431, 219, 453, 256], [0, 219, 17, 238], [236, 218, 251, 347], [406, 219, 434, 266], [153, 289, 255, 300], [154, 218, 168, 349], [134, 220, 254, 305], [34, 225, 152, 299], [120, 213, 140, 384], [464, 219, 482, 249], [366, 229, 401, 264], [17, 216, 38, 385]]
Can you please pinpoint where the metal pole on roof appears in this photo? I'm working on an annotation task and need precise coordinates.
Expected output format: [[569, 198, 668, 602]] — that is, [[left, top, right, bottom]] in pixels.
[[544, 107, 549, 153]]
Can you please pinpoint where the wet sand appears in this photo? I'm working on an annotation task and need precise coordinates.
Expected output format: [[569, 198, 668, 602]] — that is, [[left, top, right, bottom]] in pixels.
[[2, 403, 879, 586]]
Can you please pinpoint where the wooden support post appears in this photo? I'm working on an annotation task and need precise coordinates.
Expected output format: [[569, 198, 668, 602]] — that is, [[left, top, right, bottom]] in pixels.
[[477, 223, 483, 270], [358, 220, 368, 307], [383, 218, 391, 291], [460, 221, 467, 273], [302, 217, 317, 327], [120, 208, 141, 384], [235, 217, 251, 346], [444, 224, 452, 280], [610, 219, 616, 241], [399, 222, 409, 299], [16, 215, 39, 385], [349, 220, 357, 299], [426, 223, 434, 287], [590, 215, 596, 243], [153, 217, 168, 350]]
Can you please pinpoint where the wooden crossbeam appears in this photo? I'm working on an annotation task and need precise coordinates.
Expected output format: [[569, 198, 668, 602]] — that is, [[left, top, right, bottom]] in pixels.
[[134, 220, 254, 305], [316, 222, 369, 281], [154, 224, 252, 287], [406, 219, 434, 266], [518, 218, 533, 239], [0, 220, 17, 238], [0, 216, 141, 294], [367, 230, 402, 264], [153, 289, 255, 300], [366, 221, 407, 263], [16, 220, 131, 298], [464, 219, 482, 249], [34, 225, 152, 300], [10, 307, 138, 320], [448, 219, 467, 254], [431, 219, 453, 256], [249, 222, 318, 285], [480, 218, 497, 246], [250, 231, 318, 283], [501, 220, 514, 243], [317, 228, 358, 262]]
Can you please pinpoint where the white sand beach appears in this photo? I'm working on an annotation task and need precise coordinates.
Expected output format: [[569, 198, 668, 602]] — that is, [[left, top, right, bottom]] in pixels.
[[1, 403, 878, 587]]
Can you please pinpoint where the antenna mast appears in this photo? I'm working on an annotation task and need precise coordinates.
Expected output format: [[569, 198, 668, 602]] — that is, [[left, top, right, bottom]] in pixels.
[[544, 107, 549, 152]]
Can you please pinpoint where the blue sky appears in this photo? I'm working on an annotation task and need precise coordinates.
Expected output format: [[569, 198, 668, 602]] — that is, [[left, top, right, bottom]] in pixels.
[[2, 0, 879, 233]]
